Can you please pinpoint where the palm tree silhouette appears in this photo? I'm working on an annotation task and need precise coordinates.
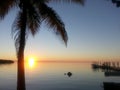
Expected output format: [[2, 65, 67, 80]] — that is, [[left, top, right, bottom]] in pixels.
[[0, 0, 84, 90]]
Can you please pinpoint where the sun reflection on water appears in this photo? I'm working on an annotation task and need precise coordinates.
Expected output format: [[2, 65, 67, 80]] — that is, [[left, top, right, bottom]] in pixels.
[[28, 58, 35, 68]]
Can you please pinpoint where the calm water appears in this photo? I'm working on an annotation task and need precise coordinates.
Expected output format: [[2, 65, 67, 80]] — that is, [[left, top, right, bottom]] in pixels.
[[0, 62, 119, 90]]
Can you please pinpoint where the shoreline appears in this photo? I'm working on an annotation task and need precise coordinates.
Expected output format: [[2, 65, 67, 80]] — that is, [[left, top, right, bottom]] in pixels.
[[0, 59, 14, 64]]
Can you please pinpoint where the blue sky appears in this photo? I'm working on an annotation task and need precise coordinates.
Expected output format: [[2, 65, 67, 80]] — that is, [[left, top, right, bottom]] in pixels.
[[0, 0, 120, 61]]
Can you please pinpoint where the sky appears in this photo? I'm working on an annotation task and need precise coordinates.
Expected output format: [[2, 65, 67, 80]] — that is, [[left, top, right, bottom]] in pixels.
[[0, 0, 120, 61]]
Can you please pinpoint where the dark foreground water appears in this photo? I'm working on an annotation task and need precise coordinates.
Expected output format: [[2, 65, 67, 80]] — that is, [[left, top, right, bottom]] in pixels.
[[0, 62, 119, 90]]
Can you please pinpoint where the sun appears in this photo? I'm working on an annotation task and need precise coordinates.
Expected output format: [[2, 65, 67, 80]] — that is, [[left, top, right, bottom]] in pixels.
[[28, 58, 35, 67]]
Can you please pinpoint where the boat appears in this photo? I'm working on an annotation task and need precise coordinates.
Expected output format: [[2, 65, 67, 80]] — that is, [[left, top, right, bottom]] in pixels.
[[103, 82, 120, 90], [105, 71, 120, 77]]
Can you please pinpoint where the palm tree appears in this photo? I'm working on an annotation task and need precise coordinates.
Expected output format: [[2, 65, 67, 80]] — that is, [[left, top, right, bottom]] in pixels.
[[0, 0, 84, 90], [111, 0, 120, 7]]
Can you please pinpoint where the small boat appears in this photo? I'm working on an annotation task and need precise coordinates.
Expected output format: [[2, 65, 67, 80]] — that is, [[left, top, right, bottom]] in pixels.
[[67, 72, 72, 77], [103, 82, 120, 90], [64, 72, 73, 77], [105, 71, 120, 77]]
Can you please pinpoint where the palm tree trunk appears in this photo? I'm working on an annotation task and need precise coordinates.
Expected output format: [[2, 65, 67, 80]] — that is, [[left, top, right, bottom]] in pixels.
[[17, 2, 27, 90], [17, 51, 26, 90], [17, 31, 26, 90]]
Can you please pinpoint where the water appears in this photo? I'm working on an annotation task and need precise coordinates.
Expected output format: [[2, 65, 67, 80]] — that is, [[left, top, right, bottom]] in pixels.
[[0, 62, 119, 90]]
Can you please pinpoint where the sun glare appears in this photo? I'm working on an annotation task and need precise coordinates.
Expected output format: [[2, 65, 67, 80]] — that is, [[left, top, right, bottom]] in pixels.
[[28, 58, 35, 67]]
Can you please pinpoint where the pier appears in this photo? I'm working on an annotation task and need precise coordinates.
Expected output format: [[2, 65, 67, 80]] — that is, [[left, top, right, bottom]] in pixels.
[[92, 61, 120, 72]]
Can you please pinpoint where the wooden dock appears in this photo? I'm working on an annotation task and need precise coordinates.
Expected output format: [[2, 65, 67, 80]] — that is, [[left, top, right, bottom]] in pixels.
[[92, 61, 120, 72]]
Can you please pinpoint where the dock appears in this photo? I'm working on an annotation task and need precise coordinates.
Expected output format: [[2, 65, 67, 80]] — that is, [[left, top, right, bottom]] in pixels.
[[92, 61, 120, 72]]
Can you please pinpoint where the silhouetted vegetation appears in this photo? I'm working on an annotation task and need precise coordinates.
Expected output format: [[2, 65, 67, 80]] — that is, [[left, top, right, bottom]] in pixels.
[[0, 59, 14, 64]]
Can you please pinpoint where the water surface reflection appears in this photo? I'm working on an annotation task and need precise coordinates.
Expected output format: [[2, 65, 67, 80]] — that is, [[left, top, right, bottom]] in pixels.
[[1, 62, 119, 90]]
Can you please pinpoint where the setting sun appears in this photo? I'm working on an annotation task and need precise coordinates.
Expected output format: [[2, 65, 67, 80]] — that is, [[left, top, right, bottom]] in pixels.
[[28, 58, 35, 67]]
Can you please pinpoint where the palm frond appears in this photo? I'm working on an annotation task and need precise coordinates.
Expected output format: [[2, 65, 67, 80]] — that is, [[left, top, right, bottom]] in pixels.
[[12, 11, 27, 56], [70, 0, 84, 5], [46, 0, 85, 5], [111, 0, 120, 7], [38, 3, 68, 45], [32, 0, 50, 3], [27, 3, 41, 36], [0, 0, 16, 20]]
